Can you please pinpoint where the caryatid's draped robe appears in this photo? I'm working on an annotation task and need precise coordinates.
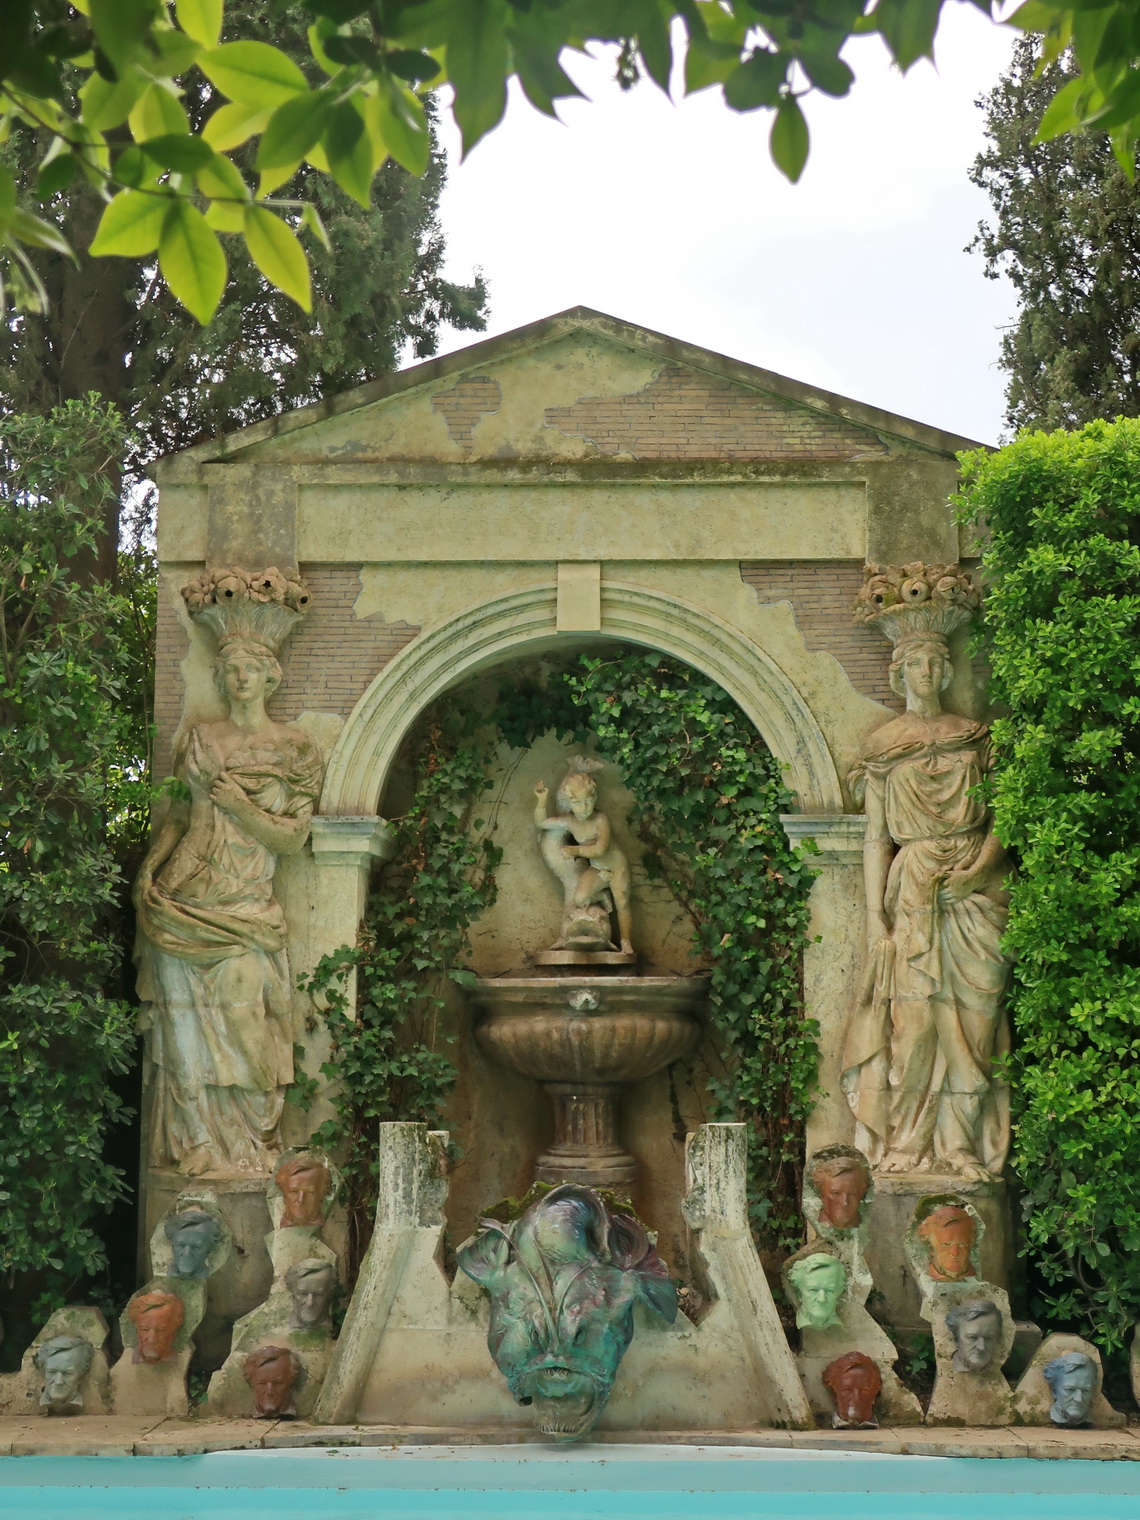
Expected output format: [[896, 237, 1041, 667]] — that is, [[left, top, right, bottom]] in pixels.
[[137, 722, 323, 1175], [842, 716, 1010, 1176]]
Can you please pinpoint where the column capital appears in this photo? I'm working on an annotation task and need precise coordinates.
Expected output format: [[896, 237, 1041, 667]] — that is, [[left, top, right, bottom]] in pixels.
[[310, 814, 395, 870], [780, 812, 866, 863]]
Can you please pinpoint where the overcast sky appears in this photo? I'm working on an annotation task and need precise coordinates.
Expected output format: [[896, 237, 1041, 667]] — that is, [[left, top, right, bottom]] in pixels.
[[431, 6, 1018, 446]]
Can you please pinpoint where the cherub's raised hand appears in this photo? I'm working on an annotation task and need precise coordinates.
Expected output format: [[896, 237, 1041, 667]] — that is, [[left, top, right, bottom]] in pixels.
[[533, 780, 548, 797]]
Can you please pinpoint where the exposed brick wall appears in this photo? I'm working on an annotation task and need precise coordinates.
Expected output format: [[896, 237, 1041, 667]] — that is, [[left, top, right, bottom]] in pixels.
[[545, 364, 887, 461], [431, 374, 502, 452], [740, 560, 901, 709], [154, 588, 189, 780], [152, 565, 420, 777]]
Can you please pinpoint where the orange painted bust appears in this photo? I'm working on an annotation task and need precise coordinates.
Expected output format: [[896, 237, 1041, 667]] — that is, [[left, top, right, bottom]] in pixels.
[[917, 1204, 976, 1282], [811, 1155, 869, 1231], [822, 1350, 882, 1428], [128, 1290, 185, 1364], [275, 1155, 331, 1228], [244, 1345, 301, 1417]]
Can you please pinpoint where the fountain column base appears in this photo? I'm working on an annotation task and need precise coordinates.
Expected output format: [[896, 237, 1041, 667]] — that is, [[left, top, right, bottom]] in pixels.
[[536, 1082, 637, 1191]]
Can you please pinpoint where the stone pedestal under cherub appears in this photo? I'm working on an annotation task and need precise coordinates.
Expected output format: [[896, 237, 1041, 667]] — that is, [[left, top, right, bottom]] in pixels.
[[783, 1244, 922, 1426], [533, 757, 634, 965]]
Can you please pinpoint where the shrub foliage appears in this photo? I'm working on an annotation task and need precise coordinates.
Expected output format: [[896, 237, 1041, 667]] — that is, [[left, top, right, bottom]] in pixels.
[[957, 418, 1140, 1347], [0, 399, 142, 1300]]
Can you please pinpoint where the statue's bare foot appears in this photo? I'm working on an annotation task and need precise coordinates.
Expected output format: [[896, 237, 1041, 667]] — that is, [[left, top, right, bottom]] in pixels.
[[879, 1149, 921, 1174], [942, 1152, 992, 1183], [620, 939, 633, 955], [180, 1146, 215, 1177]]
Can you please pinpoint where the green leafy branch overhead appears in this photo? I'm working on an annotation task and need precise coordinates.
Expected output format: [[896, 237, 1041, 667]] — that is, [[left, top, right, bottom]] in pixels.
[[2, 1, 1138, 324]]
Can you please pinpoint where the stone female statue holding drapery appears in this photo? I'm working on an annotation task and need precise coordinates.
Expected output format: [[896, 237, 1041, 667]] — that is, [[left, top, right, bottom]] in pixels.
[[841, 564, 1011, 1183], [135, 569, 323, 1177]]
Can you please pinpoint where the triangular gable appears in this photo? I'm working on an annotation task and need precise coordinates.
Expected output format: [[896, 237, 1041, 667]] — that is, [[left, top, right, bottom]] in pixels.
[[155, 308, 981, 478]]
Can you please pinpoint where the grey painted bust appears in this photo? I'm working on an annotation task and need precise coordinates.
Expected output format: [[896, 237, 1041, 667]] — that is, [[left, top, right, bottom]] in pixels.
[[946, 1298, 1003, 1373], [165, 1208, 221, 1279], [1043, 1351, 1097, 1426], [35, 1335, 93, 1413], [286, 1257, 336, 1329]]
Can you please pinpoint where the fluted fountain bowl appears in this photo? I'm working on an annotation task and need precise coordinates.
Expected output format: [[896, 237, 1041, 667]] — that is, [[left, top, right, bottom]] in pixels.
[[471, 976, 705, 1084], [470, 976, 706, 1191]]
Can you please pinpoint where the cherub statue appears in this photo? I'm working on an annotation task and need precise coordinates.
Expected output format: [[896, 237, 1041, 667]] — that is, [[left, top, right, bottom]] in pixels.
[[533, 757, 633, 955]]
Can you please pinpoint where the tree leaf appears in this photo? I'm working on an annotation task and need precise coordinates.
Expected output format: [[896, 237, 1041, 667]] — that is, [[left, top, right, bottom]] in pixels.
[[89, 0, 158, 75], [875, 0, 944, 72], [128, 81, 190, 143], [158, 199, 227, 323], [79, 64, 148, 130], [202, 100, 272, 152], [8, 208, 74, 257], [139, 132, 214, 172], [194, 151, 250, 202], [0, 166, 15, 238], [204, 199, 245, 232], [256, 90, 334, 193], [445, 0, 510, 156], [799, 50, 855, 99], [175, 0, 223, 49], [199, 40, 308, 110], [324, 99, 372, 208], [242, 203, 312, 311], [724, 48, 786, 111], [770, 95, 809, 183], [1034, 75, 1094, 141], [371, 82, 429, 176], [300, 201, 331, 251], [90, 188, 170, 256]]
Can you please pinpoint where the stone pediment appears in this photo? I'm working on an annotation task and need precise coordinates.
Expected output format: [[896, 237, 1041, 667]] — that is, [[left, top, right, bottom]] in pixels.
[[155, 308, 979, 478]]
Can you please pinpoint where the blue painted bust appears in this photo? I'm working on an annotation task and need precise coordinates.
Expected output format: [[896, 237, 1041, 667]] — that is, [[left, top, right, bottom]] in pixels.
[[1043, 1351, 1097, 1427]]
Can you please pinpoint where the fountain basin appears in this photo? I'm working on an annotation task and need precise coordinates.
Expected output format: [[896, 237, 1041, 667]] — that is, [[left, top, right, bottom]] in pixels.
[[470, 976, 706, 1190]]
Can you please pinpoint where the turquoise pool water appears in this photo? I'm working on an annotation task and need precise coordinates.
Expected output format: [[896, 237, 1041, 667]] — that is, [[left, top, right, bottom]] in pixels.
[[0, 1447, 1137, 1520]]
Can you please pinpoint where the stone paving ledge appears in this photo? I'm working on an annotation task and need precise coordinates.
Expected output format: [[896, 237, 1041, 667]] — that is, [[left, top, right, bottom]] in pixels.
[[0, 1419, 1139, 1461]]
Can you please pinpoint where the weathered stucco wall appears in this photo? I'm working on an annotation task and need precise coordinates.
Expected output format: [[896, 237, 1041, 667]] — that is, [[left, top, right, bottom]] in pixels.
[[149, 307, 982, 1276]]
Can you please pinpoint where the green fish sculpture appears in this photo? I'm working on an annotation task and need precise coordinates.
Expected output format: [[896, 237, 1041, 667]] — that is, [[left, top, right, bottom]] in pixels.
[[458, 1183, 678, 1440]]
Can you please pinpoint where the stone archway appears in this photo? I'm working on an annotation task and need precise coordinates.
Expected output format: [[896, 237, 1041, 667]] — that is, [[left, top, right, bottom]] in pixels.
[[319, 579, 843, 817]]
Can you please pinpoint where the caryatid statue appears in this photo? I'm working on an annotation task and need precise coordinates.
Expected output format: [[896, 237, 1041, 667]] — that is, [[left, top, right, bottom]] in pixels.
[[842, 563, 1011, 1182], [135, 568, 323, 1177]]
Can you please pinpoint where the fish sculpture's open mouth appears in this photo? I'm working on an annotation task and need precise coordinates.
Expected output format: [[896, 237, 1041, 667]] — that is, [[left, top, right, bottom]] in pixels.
[[518, 1364, 600, 1441]]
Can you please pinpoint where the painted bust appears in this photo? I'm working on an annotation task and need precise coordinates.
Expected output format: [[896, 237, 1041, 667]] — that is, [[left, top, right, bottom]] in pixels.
[[275, 1154, 332, 1228], [165, 1208, 221, 1279], [35, 1336, 93, 1413], [787, 1253, 847, 1331], [285, 1258, 336, 1330], [946, 1298, 1003, 1373], [128, 1290, 185, 1364], [243, 1345, 301, 1418], [811, 1153, 870, 1232], [1043, 1352, 1097, 1427], [822, 1350, 882, 1428], [917, 1203, 976, 1282]]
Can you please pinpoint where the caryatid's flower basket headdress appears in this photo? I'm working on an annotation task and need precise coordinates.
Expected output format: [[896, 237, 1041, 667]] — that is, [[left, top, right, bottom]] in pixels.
[[181, 566, 312, 656], [854, 561, 981, 654]]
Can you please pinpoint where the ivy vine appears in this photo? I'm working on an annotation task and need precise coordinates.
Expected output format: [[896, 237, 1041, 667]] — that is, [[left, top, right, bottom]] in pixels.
[[299, 712, 500, 1281], [304, 651, 817, 1273]]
